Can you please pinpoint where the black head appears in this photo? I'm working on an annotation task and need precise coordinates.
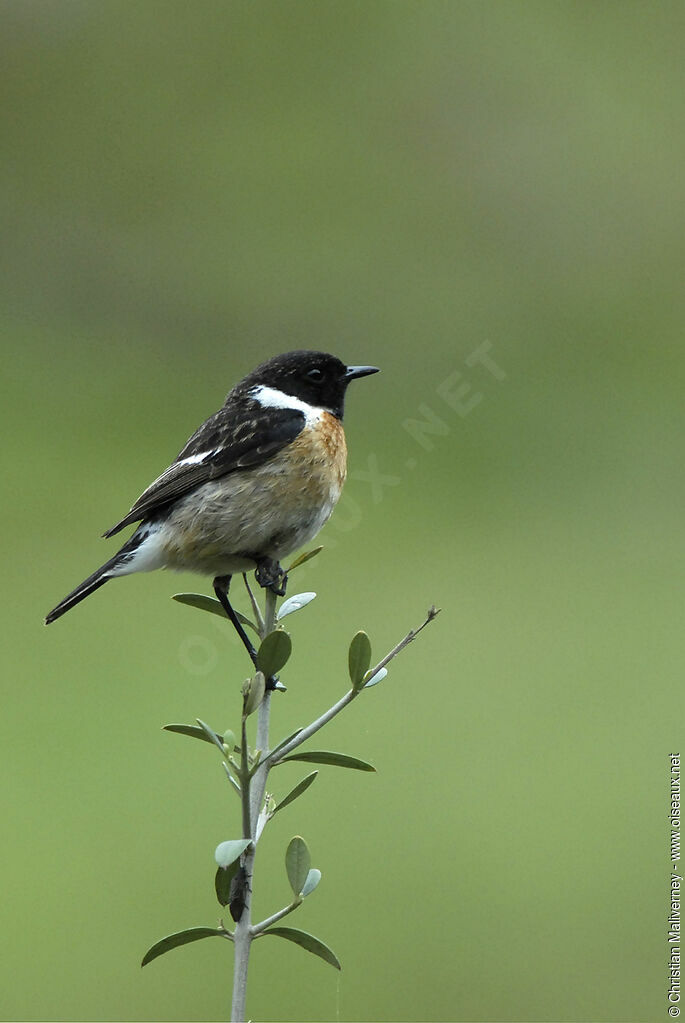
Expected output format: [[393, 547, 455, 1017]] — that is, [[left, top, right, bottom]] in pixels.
[[240, 350, 379, 419]]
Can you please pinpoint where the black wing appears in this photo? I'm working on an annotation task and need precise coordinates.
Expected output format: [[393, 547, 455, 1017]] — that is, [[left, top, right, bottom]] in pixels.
[[103, 402, 305, 537]]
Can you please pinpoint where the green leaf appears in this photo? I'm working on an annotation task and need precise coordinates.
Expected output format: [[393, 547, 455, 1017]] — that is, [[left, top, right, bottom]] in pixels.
[[348, 631, 372, 689], [172, 593, 259, 633], [257, 630, 292, 677], [243, 671, 266, 717], [281, 750, 375, 772], [214, 839, 251, 868], [163, 723, 219, 745], [261, 927, 341, 970], [286, 546, 324, 572], [141, 928, 227, 966], [277, 592, 317, 620], [196, 718, 229, 755], [215, 861, 240, 907], [272, 772, 318, 815], [301, 868, 321, 898], [362, 667, 388, 688], [285, 836, 311, 896], [164, 722, 242, 756], [222, 761, 241, 794]]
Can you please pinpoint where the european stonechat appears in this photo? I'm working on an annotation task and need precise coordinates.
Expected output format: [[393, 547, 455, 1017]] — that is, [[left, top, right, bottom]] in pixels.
[[45, 351, 379, 633]]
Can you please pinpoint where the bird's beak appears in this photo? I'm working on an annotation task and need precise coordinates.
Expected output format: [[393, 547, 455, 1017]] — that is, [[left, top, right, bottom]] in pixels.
[[345, 365, 380, 380]]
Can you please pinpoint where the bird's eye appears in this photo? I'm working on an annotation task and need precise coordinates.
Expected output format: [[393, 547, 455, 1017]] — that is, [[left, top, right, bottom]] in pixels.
[[306, 368, 324, 383]]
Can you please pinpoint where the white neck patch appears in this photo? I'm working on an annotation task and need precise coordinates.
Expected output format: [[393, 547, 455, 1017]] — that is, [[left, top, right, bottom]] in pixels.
[[250, 384, 324, 424]]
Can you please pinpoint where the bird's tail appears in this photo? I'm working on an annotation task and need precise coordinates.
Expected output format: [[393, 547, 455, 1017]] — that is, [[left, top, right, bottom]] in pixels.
[[44, 524, 156, 624], [45, 551, 124, 624], [46, 523, 164, 625]]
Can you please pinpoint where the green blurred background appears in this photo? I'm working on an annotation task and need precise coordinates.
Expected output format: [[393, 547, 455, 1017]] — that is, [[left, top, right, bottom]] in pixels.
[[2, 2, 683, 1020]]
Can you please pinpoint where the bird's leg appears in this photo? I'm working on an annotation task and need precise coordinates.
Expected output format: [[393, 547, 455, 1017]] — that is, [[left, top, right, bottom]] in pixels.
[[213, 575, 259, 670], [254, 557, 288, 597]]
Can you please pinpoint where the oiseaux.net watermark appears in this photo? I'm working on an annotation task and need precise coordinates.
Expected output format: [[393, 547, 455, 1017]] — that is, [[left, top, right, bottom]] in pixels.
[[668, 753, 681, 1016], [336, 339, 506, 535]]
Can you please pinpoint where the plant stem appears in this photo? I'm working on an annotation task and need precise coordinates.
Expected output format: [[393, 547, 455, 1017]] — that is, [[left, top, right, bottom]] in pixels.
[[230, 588, 278, 1022], [229, 916, 251, 1022], [231, 712, 253, 1021]]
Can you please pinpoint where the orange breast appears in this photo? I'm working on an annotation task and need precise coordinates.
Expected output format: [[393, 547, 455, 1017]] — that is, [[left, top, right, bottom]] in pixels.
[[158, 410, 349, 573], [283, 412, 347, 492], [318, 411, 348, 488]]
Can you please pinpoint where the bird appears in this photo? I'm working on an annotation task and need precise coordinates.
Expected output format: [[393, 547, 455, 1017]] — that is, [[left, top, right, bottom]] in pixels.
[[45, 351, 379, 653]]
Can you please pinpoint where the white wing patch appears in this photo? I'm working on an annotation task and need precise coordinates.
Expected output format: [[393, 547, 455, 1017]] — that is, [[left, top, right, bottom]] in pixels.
[[250, 385, 323, 425], [177, 447, 220, 467]]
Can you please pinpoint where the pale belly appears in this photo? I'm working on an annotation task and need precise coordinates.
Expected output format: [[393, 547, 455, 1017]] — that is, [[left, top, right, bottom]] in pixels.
[[155, 442, 346, 576]]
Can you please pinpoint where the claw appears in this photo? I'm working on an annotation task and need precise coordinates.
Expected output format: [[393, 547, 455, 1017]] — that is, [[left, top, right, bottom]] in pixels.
[[255, 558, 288, 596]]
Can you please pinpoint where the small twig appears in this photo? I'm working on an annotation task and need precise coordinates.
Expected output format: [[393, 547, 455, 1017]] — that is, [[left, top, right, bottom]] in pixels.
[[267, 606, 441, 766], [251, 899, 301, 936], [367, 604, 441, 679], [266, 689, 357, 767], [242, 574, 265, 635]]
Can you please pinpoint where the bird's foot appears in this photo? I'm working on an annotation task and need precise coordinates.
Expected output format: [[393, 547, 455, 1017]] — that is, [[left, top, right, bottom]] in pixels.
[[255, 557, 288, 596]]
